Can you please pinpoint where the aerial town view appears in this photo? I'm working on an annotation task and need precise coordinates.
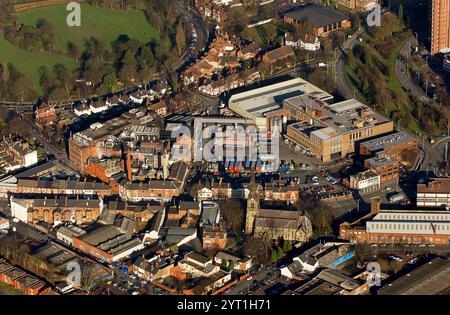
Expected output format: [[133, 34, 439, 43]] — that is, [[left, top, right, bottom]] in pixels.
[[0, 0, 449, 307]]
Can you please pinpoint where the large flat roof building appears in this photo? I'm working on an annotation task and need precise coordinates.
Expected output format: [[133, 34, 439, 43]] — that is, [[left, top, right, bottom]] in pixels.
[[359, 131, 418, 161], [72, 224, 144, 263], [340, 198, 450, 245], [228, 78, 333, 128], [378, 257, 450, 295], [285, 95, 394, 161]]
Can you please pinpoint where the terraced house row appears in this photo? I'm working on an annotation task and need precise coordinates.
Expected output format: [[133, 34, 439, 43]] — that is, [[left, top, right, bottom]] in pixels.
[[0, 258, 53, 295]]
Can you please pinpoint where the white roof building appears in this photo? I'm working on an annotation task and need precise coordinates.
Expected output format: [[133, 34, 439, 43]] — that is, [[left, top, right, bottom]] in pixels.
[[228, 78, 333, 128]]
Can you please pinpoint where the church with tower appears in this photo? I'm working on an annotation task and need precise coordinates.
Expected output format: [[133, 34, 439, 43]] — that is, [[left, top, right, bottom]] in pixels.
[[245, 174, 313, 242]]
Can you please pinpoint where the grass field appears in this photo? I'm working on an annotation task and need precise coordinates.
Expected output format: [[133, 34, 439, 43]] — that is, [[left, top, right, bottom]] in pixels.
[[0, 4, 161, 94], [18, 4, 161, 53], [0, 36, 78, 94]]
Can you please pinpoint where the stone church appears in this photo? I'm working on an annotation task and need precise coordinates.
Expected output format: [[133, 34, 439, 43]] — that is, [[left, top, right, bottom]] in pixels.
[[245, 174, 312, 242]]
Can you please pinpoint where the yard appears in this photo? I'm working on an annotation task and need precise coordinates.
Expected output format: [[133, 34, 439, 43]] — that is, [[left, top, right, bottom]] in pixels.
[[0, 281, 23, 295]]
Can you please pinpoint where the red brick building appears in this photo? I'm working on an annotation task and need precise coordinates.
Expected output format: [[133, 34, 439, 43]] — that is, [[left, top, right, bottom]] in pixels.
[[364, 155, 399, 185], [118, 179, 183, 203], [430, 0, 450, 54], [84, 158, 122, 193], [11, 196, 103, 226], [264, 182, 300, 203], [0, 258, 50, 295], [359, 131, 419, 162], [14, 178, 112, 197], [34, 103, 57, 129], [283, 3, 351, 37], [340, 198, 450, 245], [262, 46, 295, 65], [202, 225, 227, 250]]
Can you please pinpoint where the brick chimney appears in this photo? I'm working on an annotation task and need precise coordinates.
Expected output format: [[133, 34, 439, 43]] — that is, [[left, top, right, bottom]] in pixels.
[[126, 146, 132, 181], [371, 197, 381, 215]]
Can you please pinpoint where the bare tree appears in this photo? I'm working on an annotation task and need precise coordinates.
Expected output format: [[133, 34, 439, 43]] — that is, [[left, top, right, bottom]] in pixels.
[[80, 263, 98, 294], [243, 237, 270, 265], [354, 243, 372, 267], [220, 199, 244, 236], [389, 260, 403, 274]]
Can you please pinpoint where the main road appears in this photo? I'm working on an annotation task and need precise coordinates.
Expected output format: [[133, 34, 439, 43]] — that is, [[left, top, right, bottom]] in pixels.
[[394, 37, 433, 106], [335, 28, 366, 100]]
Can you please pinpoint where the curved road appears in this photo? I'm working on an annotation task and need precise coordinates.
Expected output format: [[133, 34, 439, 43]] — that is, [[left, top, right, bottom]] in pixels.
[[174, 4, 208, 73], [394, 38, 433, 106], [335, 28, 366, 100]]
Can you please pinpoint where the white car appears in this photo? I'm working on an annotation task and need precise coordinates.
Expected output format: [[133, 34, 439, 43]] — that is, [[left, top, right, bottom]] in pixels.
[[132, 291, 140, 295]]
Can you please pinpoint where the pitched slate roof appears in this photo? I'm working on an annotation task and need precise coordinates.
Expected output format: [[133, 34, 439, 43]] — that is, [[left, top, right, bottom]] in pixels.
[[283, 3, 348, 27]]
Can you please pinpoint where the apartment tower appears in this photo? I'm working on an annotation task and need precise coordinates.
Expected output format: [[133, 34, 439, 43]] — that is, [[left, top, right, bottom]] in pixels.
[[431, 0, 450, 54]]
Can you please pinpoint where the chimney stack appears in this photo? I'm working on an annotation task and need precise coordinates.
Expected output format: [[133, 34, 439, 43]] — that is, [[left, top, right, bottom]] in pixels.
[[126, 146, 132, 181], [371, 197, 381, 215]]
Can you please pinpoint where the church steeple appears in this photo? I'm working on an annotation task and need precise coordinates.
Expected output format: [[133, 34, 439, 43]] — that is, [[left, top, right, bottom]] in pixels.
[[245, 171, 260, 235]]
